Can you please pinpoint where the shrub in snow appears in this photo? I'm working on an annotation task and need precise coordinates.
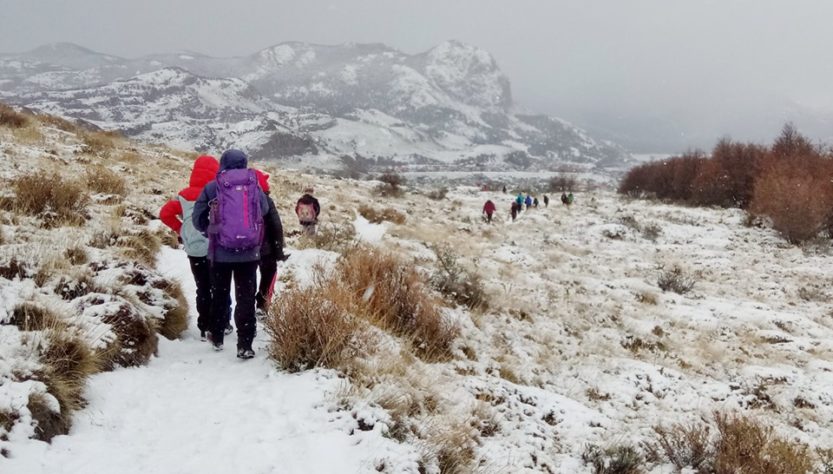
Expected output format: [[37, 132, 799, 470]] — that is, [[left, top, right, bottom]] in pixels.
[[339, 246, 458, 361], [296, 222, 356, 253], [376, 171, 406, 198], [429, 245, 488, 312], [357, 204, 406, 225], [75, 294, 158, 369], [11, 171, 90, 227], [657, 265, 695, 295], [582, 443, 644, 474], [10, 303, 61, 331], [264, 280, 361, 372], [0, 103, 30, 129], [646, 413, 815, 474], [426, 187, 448, 200], [63, 245, 89, 265], [116, 229, 162, 268], [85, 165, 127, 197]]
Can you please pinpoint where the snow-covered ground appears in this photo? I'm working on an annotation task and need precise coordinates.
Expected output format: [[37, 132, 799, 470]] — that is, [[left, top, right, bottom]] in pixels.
[[3, 111, 833, 472]]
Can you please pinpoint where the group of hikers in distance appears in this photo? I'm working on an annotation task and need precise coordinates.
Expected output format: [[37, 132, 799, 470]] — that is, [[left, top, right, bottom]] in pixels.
[[483, 188, 574, 223], [159, 150, 320, 359]]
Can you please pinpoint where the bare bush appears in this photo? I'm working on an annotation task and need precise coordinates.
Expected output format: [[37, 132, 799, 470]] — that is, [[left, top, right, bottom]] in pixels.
[[377, 171, 406, 197], [582, 444, 645, 474], [430, 245, 488, 311], [80, 130, 121, 156], [750, 156, 833, 243], [76, 294, 158, 369], [549, 173, 577, 192], [64, 245, 89, 265], [117, 229, 162, 268], [296, 222, 356, 252], [646, 423, 714, 471], [658, 265, 695, 294]]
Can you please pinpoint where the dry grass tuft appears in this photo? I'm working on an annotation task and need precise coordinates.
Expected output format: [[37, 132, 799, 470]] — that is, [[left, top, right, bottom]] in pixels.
[[0, 257, 30, 280], [357, 204, 407, 224], [0, 103, 30, 128], [64, 245, 89, 265], [264, 280, 362, 372], [338, 246, 458, 361], [646, 423, 713, 471], [85, 165, 127, 196], [156, 228, 179, 249], [158, 280, 189, 340], [10, 303, 62, 331], [31, 330, 101, 441], [12, 171, 89, 226], [424, 419, 479, 474], [80, 130, 121, 156], [77, 295, 158, 369], [296, 222, 356, 252], [117, 229, 161, 268]]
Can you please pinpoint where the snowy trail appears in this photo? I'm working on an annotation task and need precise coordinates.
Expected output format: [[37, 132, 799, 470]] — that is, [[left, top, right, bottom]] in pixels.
[[4, 248, 388, 474]]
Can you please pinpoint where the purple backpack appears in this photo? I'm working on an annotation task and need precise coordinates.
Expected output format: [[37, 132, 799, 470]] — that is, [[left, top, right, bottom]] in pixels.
[[211, 169, 264, 251]]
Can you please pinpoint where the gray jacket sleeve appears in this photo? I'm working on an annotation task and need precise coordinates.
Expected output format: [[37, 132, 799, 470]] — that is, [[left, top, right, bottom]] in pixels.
[[193, 185, 211, 234]]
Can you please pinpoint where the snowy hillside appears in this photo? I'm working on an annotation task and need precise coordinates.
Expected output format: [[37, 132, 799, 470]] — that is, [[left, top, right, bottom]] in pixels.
[[0, 41, 631, 173], [2, 107, 833, 473]]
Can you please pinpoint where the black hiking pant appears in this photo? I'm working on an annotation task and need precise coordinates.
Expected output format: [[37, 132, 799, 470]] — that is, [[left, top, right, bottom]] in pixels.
[[256, 258, 278, 311], [188, 256, 212, 332], [210, 260, 258, 350]]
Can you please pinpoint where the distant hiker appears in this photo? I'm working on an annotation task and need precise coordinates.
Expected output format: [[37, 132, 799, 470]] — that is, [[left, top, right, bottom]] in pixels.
[[515, 193, 524, 210], [543, 195, 549, 207], [483, 200, 496, 223], [561, 192, 569, 205], [510, 201, 519, 221], [502, 185, 507, 193], [567, 192, 575, 205], [159, 155, 232, 340], [296, 188, 320, 236], [254, 170, 288, 318], [533, 197, 539, 208], [524, 194, 533, 210], [193, 149, 269, 359]]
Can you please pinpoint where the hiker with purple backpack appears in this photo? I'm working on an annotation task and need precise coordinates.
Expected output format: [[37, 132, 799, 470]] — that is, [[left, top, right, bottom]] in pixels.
[[193, 149, 270, 359]]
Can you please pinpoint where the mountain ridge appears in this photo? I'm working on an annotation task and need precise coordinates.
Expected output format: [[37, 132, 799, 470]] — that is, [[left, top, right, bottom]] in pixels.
[[0, 40, 633, 173]]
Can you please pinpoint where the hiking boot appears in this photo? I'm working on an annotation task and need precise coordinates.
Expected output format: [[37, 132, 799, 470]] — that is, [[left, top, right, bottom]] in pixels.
[[200, 330, 207, 342], [224, 323, 234, 336], [206, 332, 223, 351], [236, 348, 255, 359], [255, 308, 267, 320]]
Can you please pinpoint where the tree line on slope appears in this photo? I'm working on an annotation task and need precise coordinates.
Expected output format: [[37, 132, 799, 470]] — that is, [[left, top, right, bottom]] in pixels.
[[619, 124, 833, 243]]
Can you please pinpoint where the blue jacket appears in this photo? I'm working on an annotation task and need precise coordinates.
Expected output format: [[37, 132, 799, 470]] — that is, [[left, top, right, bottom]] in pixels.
[[193, 150, 269, 263]]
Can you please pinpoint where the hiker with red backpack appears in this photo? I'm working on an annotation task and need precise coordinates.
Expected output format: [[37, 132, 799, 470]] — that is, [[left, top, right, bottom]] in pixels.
[[253, 170, 288, 318], [159, 155, 232, 339], [193, 149, 270, 359], [295, 188, 320, 235], [483, 200, 496, 223]]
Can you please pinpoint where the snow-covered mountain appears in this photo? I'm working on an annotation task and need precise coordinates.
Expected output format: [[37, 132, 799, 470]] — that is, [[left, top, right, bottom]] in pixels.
[[0, 41, 632, 171]]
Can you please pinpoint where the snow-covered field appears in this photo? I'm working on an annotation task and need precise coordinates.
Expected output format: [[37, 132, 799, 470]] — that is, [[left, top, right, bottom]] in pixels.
[[3, 112, 833, 473]]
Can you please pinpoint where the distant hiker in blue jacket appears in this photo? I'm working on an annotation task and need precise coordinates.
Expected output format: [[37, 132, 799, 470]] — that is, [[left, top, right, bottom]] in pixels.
[[515, 193, 524, 210], [193, 149, 269, 359], [524, 194, 533, 210]]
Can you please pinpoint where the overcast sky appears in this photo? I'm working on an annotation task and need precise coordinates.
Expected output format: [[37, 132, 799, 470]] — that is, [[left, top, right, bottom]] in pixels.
[[2, 0, 832, 151]]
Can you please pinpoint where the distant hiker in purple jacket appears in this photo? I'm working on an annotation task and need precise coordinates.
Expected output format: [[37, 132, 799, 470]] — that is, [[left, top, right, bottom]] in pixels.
[[193, 149, 269, 359]]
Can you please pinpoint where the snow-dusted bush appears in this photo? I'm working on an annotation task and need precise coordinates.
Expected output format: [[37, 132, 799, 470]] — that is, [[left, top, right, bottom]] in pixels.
[[339, 246, 458, 361], [647, 413, 815, 474], [75, 294, 158, 369], [296, 222, 356, 253], [582, 443, 644, 474], [117, 229, 162, 268], [11, 171, 89, 226], [376, 171, 406, 198], [429, 245, 488, 312], [657, 265, 695, 294]]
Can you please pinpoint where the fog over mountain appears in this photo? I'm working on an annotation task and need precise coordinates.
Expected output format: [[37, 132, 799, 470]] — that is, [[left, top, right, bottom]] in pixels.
[[2, 0, 832, 153]]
